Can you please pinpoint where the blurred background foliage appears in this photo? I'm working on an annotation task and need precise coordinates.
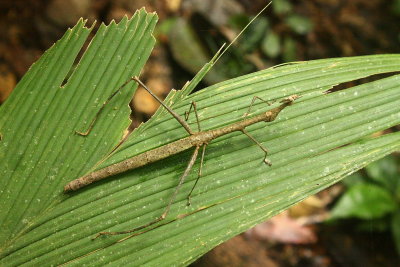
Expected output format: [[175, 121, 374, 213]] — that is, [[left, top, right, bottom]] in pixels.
[[330, 156, 400, 254], [1, 0, 399, 266]]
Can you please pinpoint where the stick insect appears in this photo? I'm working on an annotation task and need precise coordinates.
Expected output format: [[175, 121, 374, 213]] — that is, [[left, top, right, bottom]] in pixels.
[[64, 76, 300, 238]]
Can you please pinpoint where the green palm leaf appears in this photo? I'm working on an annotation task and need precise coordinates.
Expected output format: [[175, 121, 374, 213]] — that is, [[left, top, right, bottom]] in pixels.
[[1, 10, 400, 266]]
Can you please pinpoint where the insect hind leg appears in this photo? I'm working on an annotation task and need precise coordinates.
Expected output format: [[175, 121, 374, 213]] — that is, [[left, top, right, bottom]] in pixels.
[[75, 77, 136, 136], [93, 146, 201, 239], [134, 77, 194, 135], [186, 144, 207, 206]]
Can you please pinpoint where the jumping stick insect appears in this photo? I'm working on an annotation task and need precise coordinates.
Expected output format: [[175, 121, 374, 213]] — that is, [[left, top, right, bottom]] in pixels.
[[64, 2, 301, 238], [64, 75, 300, 239]]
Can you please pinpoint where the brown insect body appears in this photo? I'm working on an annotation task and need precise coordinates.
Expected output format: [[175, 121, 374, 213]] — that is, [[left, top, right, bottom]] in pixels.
[[64, 99, 294, 192], [64, 74, 299, 238]]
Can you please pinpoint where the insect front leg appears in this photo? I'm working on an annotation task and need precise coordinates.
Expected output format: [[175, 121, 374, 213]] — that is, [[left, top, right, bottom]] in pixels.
[[243, 96, 274, 119], [241, 129, 272, 166]]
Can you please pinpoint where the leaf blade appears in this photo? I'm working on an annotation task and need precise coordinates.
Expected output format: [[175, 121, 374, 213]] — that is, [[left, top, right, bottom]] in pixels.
[[0, 10, 157, 262], [1, 15, 400, 266]]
